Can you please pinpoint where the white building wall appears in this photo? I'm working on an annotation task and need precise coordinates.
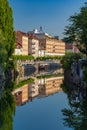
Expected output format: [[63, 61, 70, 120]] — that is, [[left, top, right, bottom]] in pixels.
[[29, 39, 39, 57], [14, 48, 22, 55], [38, 50, 45, 57]]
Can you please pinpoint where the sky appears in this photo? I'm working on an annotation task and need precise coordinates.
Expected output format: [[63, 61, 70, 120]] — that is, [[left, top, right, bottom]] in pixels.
[[9, 0, 87, 39]]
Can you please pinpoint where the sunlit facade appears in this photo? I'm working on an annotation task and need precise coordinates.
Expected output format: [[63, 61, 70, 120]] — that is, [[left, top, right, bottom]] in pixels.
[[15, 29, 65, 57], [45, 37, 65, 56]]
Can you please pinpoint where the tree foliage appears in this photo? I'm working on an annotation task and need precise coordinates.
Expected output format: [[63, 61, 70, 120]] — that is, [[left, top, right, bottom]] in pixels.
[[12, 55, 35, 61], [64, 2, 87, 55], [61, 52, 82, 69], [0, 30, 7, 64], [61, 79, 87, 130], [0, 82, 15, 130], [36, 56, 62, 61], [0, 0, 15, 60]]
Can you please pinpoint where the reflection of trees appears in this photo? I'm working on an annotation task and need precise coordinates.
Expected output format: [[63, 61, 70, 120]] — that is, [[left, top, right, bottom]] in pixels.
[[0, 82, 15, 130], [61, 83, 87, 130], [62, 103, 82, 129]]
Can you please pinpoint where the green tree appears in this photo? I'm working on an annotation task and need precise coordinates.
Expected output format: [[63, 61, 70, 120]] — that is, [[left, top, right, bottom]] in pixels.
[[0, 30, 7, 64], [0, 81, 15, 130], [0, 30, 7, 78], [0, 0, 15, 59], [61, 52, 82, 70], [62, 95, 87, 130], [64, 2, 87, 56]]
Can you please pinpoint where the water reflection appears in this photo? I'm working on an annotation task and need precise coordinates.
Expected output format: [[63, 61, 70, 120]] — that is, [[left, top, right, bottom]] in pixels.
[[1, 61, 87, 130], [16, 61, 63, 83], [61, 76, 87, 130], [0, 62, 64, 130], [0, 81, 15, 130], [12, 76, 64, 106]]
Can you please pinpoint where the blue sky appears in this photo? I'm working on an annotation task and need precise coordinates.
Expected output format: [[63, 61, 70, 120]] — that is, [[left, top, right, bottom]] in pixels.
[[9, 0, 87, 39]]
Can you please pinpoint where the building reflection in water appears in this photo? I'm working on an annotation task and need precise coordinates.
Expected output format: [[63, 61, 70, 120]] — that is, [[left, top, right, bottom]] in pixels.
[[38, 76, 63, 97], [12, 76, 64, 106]]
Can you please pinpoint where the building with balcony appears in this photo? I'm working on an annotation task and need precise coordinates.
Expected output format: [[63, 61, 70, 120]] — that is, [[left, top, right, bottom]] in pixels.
[[28, 27, 65, 56], [15, 28, 65, 57], [45, 37, 65, 56], [15, 31, 39, 57], [28, 34, 39, 58]]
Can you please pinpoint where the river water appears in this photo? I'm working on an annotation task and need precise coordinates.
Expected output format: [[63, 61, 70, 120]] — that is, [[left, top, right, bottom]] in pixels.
[[0, 62, 87, 130], [13, 92, 72, 130]]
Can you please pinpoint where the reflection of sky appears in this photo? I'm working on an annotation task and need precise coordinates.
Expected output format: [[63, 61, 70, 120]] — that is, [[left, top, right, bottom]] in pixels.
[[13, 92, 72, 130]]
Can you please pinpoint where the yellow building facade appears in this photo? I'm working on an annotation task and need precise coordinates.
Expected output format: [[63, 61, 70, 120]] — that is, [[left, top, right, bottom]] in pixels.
[[45, 37, 65, 56], [22, 35, 29, 55]]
